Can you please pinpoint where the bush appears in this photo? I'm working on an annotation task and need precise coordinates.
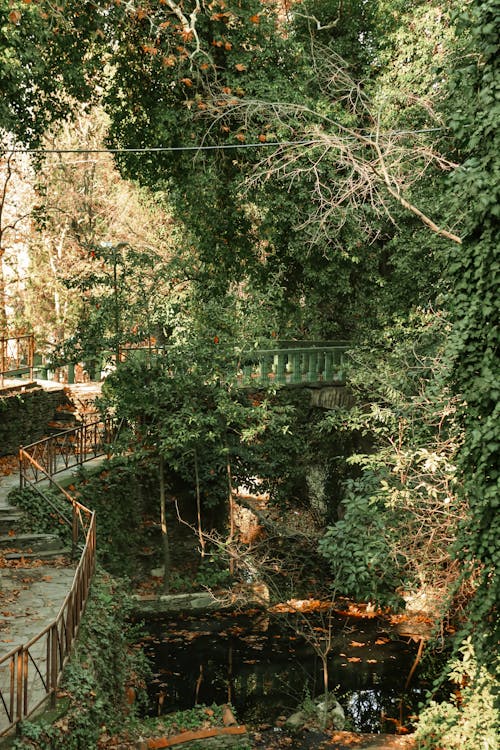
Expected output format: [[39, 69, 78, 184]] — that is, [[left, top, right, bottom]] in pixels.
[[415, 637, 500, 750]]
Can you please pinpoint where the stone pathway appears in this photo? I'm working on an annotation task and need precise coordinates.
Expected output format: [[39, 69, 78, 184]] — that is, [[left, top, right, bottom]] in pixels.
[[0, 455, 103, 737]]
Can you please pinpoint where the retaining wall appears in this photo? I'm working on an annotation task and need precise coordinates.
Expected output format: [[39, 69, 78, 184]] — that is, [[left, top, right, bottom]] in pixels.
[[0, 384, 67, 456]]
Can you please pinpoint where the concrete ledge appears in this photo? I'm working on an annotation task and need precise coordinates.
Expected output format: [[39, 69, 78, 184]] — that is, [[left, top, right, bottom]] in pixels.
[[132, 591, 229, 615], [132, 584, 269, 616]]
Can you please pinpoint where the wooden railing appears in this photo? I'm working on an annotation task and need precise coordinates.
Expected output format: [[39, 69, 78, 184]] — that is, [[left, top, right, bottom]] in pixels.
[[0, 418, 115, 736], [0, 334, 34, 386]]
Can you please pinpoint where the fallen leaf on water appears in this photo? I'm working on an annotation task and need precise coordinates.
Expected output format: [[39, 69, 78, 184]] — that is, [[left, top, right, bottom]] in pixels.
[[347, 656, 362, 663], [349, 640, 366, 647]]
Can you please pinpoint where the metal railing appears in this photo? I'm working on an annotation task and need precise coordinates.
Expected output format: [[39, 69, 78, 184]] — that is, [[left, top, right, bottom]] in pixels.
[[19, 418, 117, 489], [0, 509, 95, 736], [0, 418, 116, 736], [0, 335, 34, 386]]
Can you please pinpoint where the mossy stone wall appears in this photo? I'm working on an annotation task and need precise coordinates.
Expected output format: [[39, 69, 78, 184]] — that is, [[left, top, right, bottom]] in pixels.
[[0, 385, 66, 456]]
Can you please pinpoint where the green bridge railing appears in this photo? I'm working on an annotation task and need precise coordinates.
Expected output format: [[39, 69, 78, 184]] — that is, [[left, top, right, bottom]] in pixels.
[[120, 341, 348, 388], [236, 343, 347, 387], [4, 341, 349, 389]]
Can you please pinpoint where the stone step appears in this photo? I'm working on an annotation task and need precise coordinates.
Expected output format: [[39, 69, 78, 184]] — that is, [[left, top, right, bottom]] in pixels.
[[0, 511, 22, 535], [3, 548, 71, 561], [0, 532, 64, 552]]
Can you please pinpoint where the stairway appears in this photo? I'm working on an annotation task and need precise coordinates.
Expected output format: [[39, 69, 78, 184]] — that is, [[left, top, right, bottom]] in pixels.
[[0, 505, 70, 563]]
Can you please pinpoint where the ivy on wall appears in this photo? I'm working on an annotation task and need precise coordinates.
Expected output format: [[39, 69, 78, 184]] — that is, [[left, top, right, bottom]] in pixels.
[[0, 387, 66, 456]]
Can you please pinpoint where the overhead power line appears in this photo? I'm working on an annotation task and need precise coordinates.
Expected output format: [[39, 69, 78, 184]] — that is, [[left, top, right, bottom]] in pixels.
[[2, 128, 446, 155]]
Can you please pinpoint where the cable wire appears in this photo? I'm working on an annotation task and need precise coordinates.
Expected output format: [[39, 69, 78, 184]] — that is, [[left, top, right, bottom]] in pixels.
[[2, 128, 447, 155]]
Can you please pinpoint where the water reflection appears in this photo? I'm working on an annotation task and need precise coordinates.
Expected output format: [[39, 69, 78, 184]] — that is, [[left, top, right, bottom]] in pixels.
[[142, 612, 421, 732]]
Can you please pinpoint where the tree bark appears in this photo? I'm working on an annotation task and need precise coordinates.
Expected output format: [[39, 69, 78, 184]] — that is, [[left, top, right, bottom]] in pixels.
[[159, 456, 171, 593]]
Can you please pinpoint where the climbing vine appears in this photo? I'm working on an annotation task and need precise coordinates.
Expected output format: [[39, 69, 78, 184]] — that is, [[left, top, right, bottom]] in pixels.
[[444, 0, 499, 649]]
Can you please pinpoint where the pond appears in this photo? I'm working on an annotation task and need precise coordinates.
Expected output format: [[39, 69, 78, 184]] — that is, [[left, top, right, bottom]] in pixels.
[[141, 609, 425, 733]]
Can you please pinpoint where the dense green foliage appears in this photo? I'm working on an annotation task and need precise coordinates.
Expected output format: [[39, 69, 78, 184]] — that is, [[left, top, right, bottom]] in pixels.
[[0, 1, 102, 145], [444, 0, 499, 645], [412, 2, 500, 746], [317, 311, 465, 607]]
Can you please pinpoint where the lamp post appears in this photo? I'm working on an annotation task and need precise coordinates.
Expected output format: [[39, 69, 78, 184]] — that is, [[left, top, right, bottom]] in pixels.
[[100, 241, 128, 365]]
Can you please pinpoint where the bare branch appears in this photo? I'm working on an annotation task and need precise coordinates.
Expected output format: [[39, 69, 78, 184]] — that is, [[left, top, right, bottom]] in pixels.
[[200, 47, 463, 246]]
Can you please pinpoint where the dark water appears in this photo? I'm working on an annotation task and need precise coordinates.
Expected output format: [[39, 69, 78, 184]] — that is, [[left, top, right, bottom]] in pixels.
[[141, 611, 424, 733]]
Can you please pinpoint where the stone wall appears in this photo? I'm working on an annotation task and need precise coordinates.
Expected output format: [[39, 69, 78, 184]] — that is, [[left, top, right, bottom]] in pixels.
[[0, 383, 67, 456]]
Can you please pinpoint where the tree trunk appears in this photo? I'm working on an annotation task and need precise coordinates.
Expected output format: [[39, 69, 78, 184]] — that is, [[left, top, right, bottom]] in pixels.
[[0, 260, 7, 335], [159, 456, 171, 593], [321, 652, 329, 730], [226, 450, 235, 575], [193, 449, 205, 558]]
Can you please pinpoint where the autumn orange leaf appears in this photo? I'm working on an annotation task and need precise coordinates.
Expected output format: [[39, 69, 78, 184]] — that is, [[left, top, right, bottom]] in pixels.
[[250, 14, 260, 23], [181, 78, 193, 87], [234, 63, 247, 72], [9, 10, 22, 23], [347, 656, 362, 662], [349, 640, 366, 647]]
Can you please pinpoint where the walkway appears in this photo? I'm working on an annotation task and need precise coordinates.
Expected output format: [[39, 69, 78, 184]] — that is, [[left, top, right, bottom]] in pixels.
[[0, 456, 102, 737]]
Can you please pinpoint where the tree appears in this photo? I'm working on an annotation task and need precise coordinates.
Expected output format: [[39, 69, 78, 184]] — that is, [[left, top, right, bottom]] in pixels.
[[0, 147, 34, 332], [412, 2, 500, 746], [101, 291, 285, 587], [0, 1, 104, 145], [24, 110, 177, 353]]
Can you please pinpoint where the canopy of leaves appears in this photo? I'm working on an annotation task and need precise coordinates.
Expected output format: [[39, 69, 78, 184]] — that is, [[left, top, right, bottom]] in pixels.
[[0, 1, 104, 145]]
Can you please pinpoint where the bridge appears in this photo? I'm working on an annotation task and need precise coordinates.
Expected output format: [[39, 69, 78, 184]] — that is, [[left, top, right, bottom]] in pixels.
[[121, 341, 349, 388], [1, 336, 349, 389]]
